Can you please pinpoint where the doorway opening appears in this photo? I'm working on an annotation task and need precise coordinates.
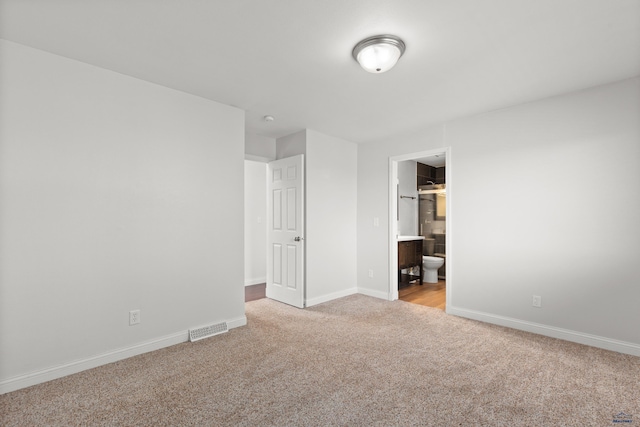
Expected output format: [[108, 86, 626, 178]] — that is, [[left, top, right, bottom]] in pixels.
[[244, 158, 268, 304], [243, 155, 306, 308], [389, 148, 451, 311]]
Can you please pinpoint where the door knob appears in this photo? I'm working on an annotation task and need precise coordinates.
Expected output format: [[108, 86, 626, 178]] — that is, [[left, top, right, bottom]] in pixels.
[[294, 236, 304, 242]]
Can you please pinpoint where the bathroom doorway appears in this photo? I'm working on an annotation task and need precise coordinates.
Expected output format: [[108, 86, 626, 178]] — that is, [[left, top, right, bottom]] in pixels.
[[389, 148, 450, 311]]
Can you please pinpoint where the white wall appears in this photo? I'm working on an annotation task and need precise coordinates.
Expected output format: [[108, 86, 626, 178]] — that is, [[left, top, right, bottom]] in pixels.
[[357, 77, 640, 354], [275, 129, 358, 306], [305, 130, 358, 305], [0, 40, 246, 393], [276, 130, 307, 159], [357, 126, 444, 300], [245, 131, 276, 161], [397, 160, 418, 236], [244, 160, 267, 286]]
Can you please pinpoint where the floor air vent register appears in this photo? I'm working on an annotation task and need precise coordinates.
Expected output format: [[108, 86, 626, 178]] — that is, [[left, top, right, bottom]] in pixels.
[[189, 322, 228, 342]]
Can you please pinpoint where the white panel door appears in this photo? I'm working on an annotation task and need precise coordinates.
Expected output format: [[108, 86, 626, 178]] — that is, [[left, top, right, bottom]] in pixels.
[[266, 155, 305, 308]]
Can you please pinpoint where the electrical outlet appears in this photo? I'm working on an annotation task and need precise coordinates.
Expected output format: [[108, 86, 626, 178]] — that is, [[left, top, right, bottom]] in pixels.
[[368, 269, 374, 278], [129, 309, 141, 325], [373, 217, 380, 227], [532, 295, 542, 308]]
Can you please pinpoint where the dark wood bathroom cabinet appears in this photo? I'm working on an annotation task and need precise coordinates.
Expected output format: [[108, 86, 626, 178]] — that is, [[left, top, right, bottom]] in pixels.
[[398, 239, 423, 287]]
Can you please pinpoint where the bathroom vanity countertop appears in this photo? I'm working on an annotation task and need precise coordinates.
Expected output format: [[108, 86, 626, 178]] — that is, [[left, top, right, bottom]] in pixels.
[[397, 235, 425, 241]]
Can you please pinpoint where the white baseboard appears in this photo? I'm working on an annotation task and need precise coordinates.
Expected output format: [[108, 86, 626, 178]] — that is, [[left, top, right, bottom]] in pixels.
[[447, 306, 640, 357], [226, 315, 248, 329], [306, 287, 358, 307], [244, 277, 266, 286], [357, 287, 390, 301], [0, 315, 247, 395]]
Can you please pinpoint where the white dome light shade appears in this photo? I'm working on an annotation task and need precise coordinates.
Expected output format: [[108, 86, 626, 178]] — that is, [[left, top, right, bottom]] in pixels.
[[352, 35, 406, 73]]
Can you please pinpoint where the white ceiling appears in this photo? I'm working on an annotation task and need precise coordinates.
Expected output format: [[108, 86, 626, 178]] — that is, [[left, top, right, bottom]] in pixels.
[[1, 0, 639, 144]]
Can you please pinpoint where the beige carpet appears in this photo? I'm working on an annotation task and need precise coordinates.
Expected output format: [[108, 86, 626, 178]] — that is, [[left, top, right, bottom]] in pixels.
[[1, 294, 638, 426]]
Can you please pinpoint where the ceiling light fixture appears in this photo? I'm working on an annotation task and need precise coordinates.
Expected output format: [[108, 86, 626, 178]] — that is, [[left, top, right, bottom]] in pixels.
[[352, 34, 406, 73]]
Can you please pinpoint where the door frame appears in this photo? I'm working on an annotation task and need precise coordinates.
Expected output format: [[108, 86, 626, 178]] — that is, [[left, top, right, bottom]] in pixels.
[[388, 147, 452, 310]]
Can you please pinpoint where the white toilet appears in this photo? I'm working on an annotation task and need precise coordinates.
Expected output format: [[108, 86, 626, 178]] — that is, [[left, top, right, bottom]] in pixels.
[[423, 256, 444, 283], [422, 238, 444, 283]]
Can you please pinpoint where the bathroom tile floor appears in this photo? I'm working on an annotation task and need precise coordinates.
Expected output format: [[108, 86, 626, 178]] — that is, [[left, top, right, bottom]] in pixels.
[[398, 280, 446, 310]]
